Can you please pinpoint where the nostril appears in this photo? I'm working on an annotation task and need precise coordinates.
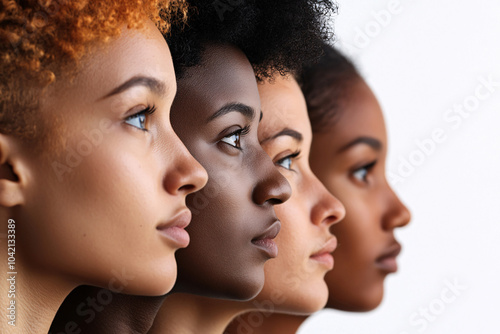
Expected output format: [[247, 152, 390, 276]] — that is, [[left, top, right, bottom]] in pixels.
[[325, 213, 342, 226], [178, 184, 197, 194], [266, 197, 284, 206]]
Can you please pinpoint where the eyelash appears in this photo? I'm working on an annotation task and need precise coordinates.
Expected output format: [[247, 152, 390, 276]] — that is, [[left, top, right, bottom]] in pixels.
[[276, 150, 301, 171], [352, 160, 377, 183], [220, 126, 250, 150], [124, 105, 157, 131]]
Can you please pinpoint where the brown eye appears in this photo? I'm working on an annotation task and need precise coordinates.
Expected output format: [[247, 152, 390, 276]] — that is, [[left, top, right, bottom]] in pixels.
[[221, 132, 241, 148], [220, 126, 249, 150], [353, 167, 369, 182]]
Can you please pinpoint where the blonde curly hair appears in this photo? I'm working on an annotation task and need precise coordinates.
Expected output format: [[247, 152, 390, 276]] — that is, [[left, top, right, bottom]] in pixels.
[[0, 0, 187, 141]]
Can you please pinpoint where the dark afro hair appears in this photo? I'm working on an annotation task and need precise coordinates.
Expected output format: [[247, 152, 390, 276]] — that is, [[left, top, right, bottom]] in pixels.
[[299, 42, 361, 132], [166, 0, 338, 80]]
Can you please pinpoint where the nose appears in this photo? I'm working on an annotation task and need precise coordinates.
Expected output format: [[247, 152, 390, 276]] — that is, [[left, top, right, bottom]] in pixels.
[[309, 174, 346, 228], [163, 135, 208, 196], [382, 185, 411, 230], [252, 150, 292, 206]]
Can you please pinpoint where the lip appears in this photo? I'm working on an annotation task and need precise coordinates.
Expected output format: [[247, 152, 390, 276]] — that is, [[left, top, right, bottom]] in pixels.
[[375, 242, 402, 273], [251, 220, 281, 259], [310, 236, 338, 269], [156, 209, 192, 248]]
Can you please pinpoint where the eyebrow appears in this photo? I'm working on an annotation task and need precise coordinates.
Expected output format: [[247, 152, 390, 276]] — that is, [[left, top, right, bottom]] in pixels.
[[207, 102, 256, 122], [338, 136, 382, 152], [100, 76, 168, 100], [260, 128, 303, 144]]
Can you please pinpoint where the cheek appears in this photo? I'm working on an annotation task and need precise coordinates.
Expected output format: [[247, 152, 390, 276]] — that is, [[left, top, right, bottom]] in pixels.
[[332, 194, 381, 261], [258, 198, 328, 313], [17, 134, 175, 293], [66, 135, 160, 215], [274, 200, 310, 267], [320, 176, 381, 260], [182, 172, 255, 274]]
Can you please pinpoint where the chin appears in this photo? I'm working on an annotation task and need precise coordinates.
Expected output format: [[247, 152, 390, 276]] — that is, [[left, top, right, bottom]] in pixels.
[[326, 285, 384, 312], [281, 287, 329, 315], [224, 271, 266, 301], [134, 265, 177, 296], [174, 269, 265, 301]]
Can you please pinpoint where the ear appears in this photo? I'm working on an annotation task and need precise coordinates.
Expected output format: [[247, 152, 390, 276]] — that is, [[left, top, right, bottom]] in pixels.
[[0, 134, 27, 207]]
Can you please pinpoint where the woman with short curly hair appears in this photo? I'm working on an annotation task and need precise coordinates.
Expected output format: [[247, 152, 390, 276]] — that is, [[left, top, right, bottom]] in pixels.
[[0, 1, 207, 333]]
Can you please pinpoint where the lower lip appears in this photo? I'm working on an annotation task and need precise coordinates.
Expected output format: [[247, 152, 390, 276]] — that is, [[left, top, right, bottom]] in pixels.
[[252, 238, 278, 258], [376, 256, 398, 273], [310, 253, 334, 269], [158, 226, 190, 248]]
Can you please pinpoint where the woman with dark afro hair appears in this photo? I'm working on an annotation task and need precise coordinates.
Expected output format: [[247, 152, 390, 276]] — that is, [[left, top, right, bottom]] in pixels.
[[50, 0, 338, 333], [0, 1, 209, 333], [151, 1, 342, 334]]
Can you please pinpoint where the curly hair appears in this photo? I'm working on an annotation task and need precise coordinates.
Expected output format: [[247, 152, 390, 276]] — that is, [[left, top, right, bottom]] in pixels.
[[0, 0, 187, 141], [299, 42, 361, 133], [166, 0, 337, 81]]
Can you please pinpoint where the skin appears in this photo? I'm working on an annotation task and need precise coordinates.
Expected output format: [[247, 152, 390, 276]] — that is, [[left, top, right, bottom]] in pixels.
[[230, 79, 410, 334], [152, 74, 345, 334], [0, 21, 207, 334], [310, 79, 411, 311], [52, 42, 292, 334], [227, 75, 346, 334], [246, 78, 412, 334], [255, 75, 346, 314], [168, 43, 292, 300]]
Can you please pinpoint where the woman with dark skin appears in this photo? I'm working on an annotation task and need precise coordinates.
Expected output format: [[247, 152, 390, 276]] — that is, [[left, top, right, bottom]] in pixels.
[[151, 75, 346, 334], [150, 1, 343, 332], [0, 1, 208, 333], [50, 1, 335, 333], [237, 44, 412, 333]]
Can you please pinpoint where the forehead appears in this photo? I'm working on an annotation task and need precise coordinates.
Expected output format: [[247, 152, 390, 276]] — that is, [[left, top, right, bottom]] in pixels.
[[175, 44, 260, 116], [63, 21, 176, 102], [327, 80, 387, 148], [258, 75, 311, 141]]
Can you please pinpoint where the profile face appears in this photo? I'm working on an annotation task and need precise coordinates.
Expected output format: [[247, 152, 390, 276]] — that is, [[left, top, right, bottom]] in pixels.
[[255, 75, 345, 314], [170, 44, 292, 300], [14, 21, 208, 296], [309, 79, 411, 311]]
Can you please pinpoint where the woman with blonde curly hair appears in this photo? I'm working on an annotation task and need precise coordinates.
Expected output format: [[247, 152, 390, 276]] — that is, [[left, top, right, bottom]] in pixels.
[[0, 1, 207, 333]]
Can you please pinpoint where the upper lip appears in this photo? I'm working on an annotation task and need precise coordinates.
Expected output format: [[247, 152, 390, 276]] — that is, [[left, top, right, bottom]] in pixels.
[[156, 209, 192, 231], [252, 219, 281, 242], [376, 242, 402, 262], [311, 236, 338, 257]]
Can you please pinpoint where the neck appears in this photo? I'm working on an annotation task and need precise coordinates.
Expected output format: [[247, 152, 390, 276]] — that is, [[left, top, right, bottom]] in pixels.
[[228, 312, 307, 334], [1, 233, 73, 334], [149, 293, 249, 334], [50, 286, 165, 334]]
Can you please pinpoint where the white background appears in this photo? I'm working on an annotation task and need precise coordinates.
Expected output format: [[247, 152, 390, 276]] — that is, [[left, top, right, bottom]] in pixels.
[[299, 0, 500, 333]]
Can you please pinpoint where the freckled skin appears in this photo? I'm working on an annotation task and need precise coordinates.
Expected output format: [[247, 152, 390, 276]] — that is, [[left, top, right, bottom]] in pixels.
[[309, 80, 411, 312], [170, 44, 292, 300]]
